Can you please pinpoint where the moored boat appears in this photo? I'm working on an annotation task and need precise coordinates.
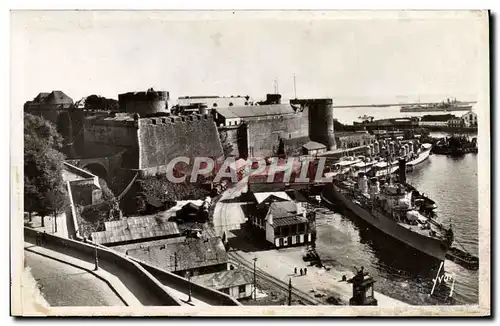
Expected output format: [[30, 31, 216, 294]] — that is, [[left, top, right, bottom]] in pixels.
[[323, 158, 454, 262]]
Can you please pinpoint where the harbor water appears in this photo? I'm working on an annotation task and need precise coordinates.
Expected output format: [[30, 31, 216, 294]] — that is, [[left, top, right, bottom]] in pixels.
[[316, 152, 478, 305], [314, 102, 479, 305], [332, 103, 476, 125]]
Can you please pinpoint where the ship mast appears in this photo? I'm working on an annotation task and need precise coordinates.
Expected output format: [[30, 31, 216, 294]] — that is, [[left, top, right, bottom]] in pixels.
[[293, 73, 297, 99]]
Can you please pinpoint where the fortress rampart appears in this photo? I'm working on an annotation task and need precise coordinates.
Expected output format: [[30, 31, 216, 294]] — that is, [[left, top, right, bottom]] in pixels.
[[291, 98, 336, 150], [118, 90, 170, 116], [138, 114, 223, 174]]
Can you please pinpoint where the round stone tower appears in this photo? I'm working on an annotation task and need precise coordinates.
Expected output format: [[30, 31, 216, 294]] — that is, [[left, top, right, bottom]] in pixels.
[[306, 98, 336, 150], [118, 88, 170, 116]]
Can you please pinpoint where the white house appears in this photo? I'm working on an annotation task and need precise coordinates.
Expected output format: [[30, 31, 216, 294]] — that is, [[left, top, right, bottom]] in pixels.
[[447, 117, 464, 128], [461, 111, 478, 127], [264, 201, 311, 248]]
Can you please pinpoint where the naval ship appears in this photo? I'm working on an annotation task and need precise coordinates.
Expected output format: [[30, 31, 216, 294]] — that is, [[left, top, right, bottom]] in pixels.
[[324, 159, 454, 262], [400, 98, 473, 113]]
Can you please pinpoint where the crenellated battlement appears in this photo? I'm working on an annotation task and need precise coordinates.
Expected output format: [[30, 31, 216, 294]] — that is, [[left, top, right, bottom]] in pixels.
[[118, 90, 169, 102], [118, 89, 170, 116], [140, 114, 212, 126]]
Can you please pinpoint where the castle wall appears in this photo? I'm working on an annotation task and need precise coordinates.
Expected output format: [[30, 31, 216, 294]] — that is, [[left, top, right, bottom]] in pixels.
[[246, 111, 308, 157], [119, 91, 170, 116], [83, 117, 138, 148], [307, 99, 336, 150], [218, 126, 241, 158], [138, 114, 224, 174]]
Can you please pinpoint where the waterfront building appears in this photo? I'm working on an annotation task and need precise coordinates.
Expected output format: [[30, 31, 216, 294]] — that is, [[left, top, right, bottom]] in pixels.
[[302, 141, 327, 156], [448, 117, 465, 128], [191, 269, 253, 299], [461, 111, 478, 127], [263, 201, 311, 248], [335, 131, 375, 149], [247, 189, 311, 248]]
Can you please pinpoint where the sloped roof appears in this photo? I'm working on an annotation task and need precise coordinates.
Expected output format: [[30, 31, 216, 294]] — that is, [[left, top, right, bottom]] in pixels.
[[191, 269, 253, 290], [268, 201, 298, 218], [252, 191, 292, 204], [215, 104, 295, 119], [34, 92, 50, 102], [45, 91, 74, 105], [112, 236, 186, 254], [126, 237, 228, 272], [28, 91, 74, 107], [302, 141, 326, 151], [91, 215, 180, 245], [272, 215, 308, 227], [215, 108, 240, 119]]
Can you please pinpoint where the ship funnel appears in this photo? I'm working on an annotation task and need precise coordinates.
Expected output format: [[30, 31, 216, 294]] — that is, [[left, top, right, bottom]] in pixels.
[[398, 158, 406, 184]]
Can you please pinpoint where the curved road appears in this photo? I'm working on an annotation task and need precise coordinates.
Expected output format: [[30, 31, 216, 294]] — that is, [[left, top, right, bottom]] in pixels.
[[25, 250, 125, 307]]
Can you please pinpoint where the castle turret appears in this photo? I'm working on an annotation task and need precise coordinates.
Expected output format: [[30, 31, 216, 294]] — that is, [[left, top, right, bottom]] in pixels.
[[118, 88, 170, 116]]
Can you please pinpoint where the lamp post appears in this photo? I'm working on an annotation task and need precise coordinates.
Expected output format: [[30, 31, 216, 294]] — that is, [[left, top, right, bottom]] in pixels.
[[186, 271, 192, 303], [94, 242, 99, 271], [253, 257, 258, 300], [172, 252, 178, 272]]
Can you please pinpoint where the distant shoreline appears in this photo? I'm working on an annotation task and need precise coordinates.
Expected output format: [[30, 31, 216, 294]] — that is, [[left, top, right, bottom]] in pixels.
[[332, 101, 477, 109]]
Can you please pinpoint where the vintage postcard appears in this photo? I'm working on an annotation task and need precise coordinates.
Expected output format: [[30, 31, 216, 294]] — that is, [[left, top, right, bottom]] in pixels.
[[10, 10, 490, 317]]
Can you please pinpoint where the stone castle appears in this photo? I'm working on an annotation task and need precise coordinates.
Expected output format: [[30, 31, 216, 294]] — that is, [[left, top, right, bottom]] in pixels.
[[24, 88, 341, 184]]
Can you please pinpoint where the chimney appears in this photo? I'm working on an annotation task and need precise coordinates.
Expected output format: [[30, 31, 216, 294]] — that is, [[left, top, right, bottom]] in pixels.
[[398, 158, 406, 185]]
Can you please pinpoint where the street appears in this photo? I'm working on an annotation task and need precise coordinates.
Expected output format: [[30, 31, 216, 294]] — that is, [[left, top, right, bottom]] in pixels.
[[24, 249, 126, 307]]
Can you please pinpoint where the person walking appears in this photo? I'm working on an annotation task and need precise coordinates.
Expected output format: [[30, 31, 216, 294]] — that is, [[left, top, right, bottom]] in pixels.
[[41, 231, 47, 246], [294, 267, 297, 274], [300, 268, 303, 276], [304, 267, 308, 275]]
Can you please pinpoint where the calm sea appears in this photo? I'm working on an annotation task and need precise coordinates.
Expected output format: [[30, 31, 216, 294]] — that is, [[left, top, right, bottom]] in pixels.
[[314, 105, 479, 305]]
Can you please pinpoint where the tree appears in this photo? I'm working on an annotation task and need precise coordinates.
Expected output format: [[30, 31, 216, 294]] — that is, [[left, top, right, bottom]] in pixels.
[[44, 187, 69, 233], [84, 95, 119, 111], [24, 114, 66, 227]]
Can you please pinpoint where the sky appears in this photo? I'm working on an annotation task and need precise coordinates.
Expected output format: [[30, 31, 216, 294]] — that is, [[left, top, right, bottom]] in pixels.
[[11, 11, 488, 107]]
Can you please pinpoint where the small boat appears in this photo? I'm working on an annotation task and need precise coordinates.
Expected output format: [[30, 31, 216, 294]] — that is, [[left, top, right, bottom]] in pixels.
[[446, 247, 479, 270]]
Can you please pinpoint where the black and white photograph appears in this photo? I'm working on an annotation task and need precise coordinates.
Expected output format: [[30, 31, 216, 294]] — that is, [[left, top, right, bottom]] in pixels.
[[10, 10, 490, 316]]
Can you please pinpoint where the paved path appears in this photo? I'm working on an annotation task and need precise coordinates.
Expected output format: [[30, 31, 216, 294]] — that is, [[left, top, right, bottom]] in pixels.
[[24, 246, 126, 307], [236, 246, 409, 306], [212, 180, 248, 238], [23, 236, 167, 306]]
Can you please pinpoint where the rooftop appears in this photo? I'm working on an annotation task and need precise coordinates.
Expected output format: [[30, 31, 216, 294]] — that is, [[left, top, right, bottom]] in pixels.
[[268, 201, 299, 218], [215, 104, 295, 119], [112, 236, 187, 254], [91, 215, 180, 246], [253, 191, 292, 204], [302, 141, 327, 151], [26, 90, 74, 108], [272, 215, 308, 227], [126, 237, 228, 272], [191, 269, 253, 290]]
